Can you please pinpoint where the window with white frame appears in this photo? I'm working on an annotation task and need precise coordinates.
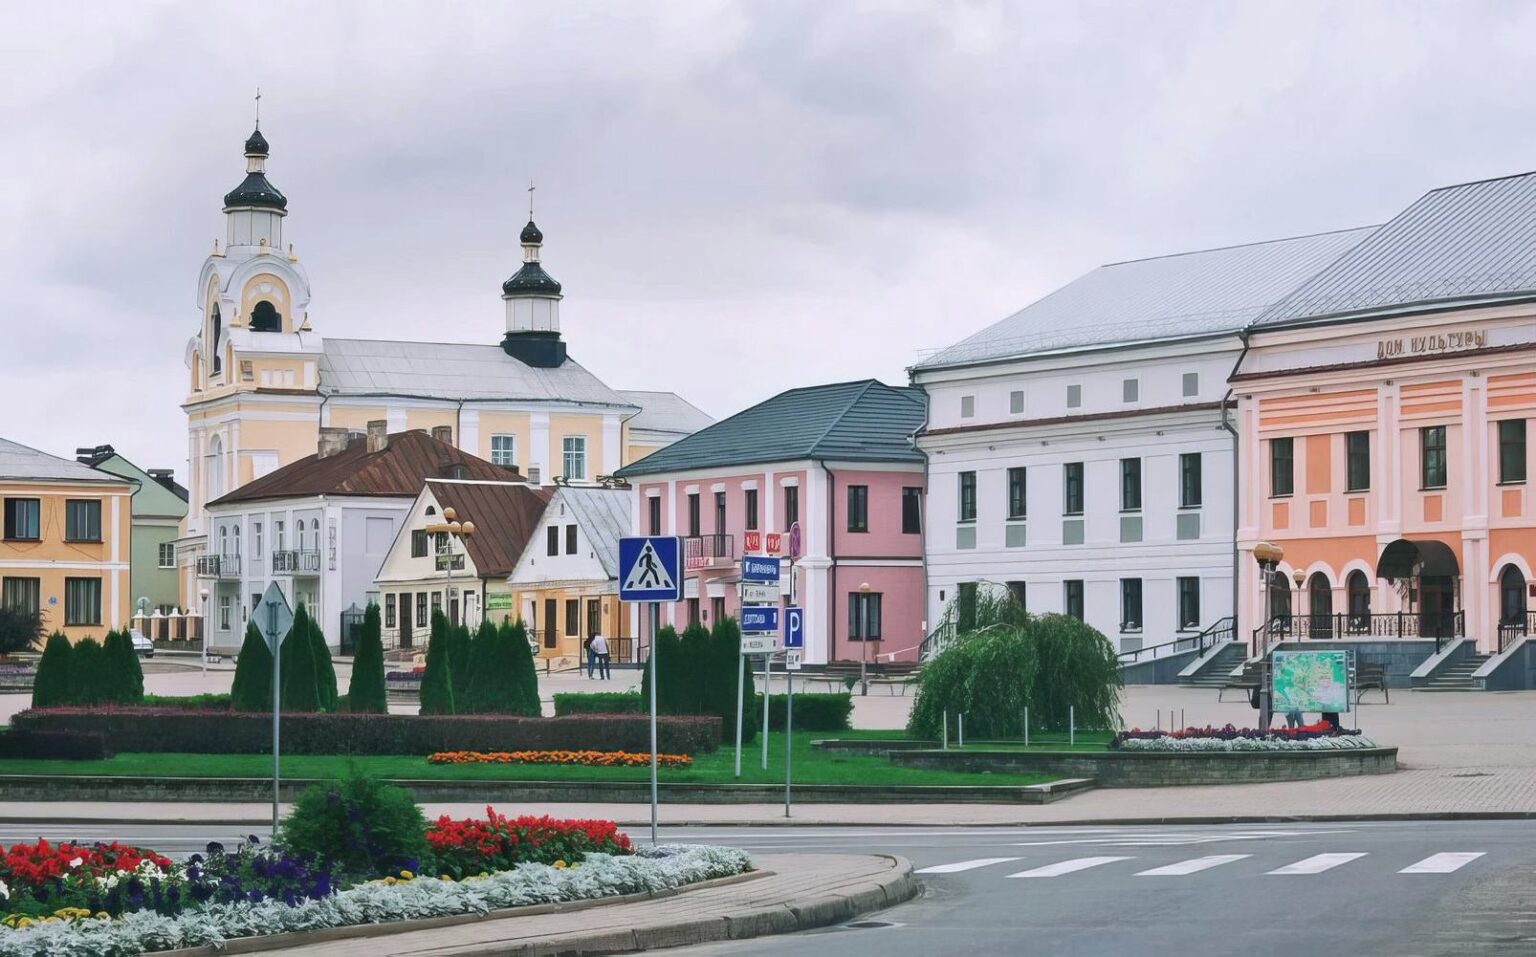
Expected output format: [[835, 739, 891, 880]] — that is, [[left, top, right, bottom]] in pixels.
[[960, 395, 975, 418], [219, 594, 232, 630], [253, 521, 263, 557], [490, 434, 517, 467], [1066, 384, 1082, 408], [158, 542, 176, 568], [1009, 390, 1025, 414], [562, 436, 587, 480]]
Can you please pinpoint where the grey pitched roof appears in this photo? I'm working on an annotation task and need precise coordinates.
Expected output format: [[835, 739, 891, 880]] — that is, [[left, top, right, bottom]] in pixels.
[[1257, 172, 1536, 328], [617, 391, 714, 437], [320, 338, 635, 408], [0, 438, 125, 484], [915, 227, 1377, 370], [554, 486, 632, 579], [615, 380, 926, 478]]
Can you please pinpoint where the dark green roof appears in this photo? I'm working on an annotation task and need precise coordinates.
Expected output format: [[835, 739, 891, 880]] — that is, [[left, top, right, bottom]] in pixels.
[[615, 380, 926, 478], [224, 171, 287, 210], [502, 261, 562, 296]]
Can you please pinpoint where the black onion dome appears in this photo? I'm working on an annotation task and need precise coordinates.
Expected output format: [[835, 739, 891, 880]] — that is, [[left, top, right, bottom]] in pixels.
[[223, 172, 288, 210], [244, 128, 270, 155], [520, 219, 544, 244], [502, 262, 562, 296]]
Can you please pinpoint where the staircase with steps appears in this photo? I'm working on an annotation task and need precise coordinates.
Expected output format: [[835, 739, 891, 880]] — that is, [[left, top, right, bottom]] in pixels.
[[1179, 642, 1249, 688], [1418, 653, 1491, 691]]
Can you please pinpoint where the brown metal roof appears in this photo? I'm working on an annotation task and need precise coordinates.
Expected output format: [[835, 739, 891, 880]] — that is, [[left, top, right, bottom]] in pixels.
[[210, 430, 522, 506], [427, 479, 553, 578]]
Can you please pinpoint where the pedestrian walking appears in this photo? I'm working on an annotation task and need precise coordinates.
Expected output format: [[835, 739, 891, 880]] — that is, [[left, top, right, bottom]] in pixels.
[[584, 635, 596, 679], [589, 632, 611, 680]]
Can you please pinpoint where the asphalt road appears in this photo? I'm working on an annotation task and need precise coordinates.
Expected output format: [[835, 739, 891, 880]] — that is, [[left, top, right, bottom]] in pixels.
[[3, 819, 1531, 956]]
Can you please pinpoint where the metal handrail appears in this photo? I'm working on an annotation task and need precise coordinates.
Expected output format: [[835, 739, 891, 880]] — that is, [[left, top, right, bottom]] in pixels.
[[683, 534, 735, 569], [271, 549, 321, 574], [1254, 609, 1465, 657], [1117, 616, 1235, 664], [1497, 609, 1536, 654]]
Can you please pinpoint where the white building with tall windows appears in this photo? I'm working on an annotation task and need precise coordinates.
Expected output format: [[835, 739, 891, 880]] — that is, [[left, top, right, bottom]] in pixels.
[[912, 229, 1375, 653]]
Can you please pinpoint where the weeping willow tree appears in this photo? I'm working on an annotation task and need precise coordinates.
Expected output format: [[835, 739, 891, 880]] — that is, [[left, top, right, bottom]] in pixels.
[[908, 590, 1121, 738]]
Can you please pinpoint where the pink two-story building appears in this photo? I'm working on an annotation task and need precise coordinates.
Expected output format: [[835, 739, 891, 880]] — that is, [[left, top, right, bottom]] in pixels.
[[614, 380, 928, 665]]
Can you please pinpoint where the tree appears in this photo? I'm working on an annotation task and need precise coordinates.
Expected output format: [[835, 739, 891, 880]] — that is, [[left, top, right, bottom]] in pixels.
[[101, 629, 144, 704], [639, 625, 683, 713], [0, 607, 44, 657], [230, 620, 274, 712], [503, 618, 541, 716], [418, 610, 456, 715], [462, 618, 501, 713], [31, 632, 74, 708], [67, 637, 106, 707], [280, 603, 322, 713], [448, 622, 473, 703], [347, 603, 388, 714], [308, 613, 338, 712]]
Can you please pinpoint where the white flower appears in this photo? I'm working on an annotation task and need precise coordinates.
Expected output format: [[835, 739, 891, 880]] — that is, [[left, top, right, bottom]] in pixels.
[[0, 878, 9, 900], [69, 857, 83, 869]]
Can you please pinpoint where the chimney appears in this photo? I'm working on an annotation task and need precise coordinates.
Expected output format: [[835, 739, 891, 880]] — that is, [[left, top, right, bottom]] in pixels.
[[366, 420, 389, 453], [431, 425, 454, 446], [147, 469, 178, 491], [317, 427, 350, 459], [527, 464, 542, 486]]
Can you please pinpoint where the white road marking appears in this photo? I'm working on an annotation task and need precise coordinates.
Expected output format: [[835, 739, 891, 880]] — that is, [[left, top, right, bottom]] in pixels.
[[1267, 853, 1367, 875], [1007, 856, 1134, 878], [1399, 852, 1485, 874], [915, 857, 1022, 874], [1135, 854, 1252, 876]]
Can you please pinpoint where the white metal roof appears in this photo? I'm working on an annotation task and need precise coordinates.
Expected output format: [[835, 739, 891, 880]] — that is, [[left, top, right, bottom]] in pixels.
[[617, 390, 714, 437], [319, 338, 636, 407], [916, 227, 1376, 371], [0, 438, 124, 484], [555, 486, 632, 579]]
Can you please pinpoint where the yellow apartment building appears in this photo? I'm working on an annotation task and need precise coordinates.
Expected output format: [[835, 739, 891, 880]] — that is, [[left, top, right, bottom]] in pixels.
[[1, 438, 133, 642]]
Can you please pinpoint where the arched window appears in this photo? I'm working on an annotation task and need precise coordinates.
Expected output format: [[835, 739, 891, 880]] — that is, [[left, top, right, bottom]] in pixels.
[[1308, 572, 1334, 639], [311, 519, 321, 555], [1267, 570, 1292, 628], [210, 304, 223, 375], [1346, 571, 1371, 631], [1499, 565, 1527, 627], [232, 524, 241, 556], [207, 434, 225, 500], [250, 300, 283, 332], [218, 526, 228, 555]]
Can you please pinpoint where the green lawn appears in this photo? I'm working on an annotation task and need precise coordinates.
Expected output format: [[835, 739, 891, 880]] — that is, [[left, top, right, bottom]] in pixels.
[[0, 731, 1053, 788]]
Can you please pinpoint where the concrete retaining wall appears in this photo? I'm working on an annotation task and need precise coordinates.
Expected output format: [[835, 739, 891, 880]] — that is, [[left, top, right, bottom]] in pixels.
[[1270, 640, 1435, 689], [889, 747, 1398, 787], [0, 774, 1089, 806], [1119, 648, 1205, 685], [1477, 637, 1536, 690]]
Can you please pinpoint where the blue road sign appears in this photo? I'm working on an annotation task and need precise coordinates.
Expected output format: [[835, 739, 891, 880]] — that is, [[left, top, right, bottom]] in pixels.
[[740, 605, 780, 634], [783, 606, 804, 648], [740, 555, 782, 583], [619, 536, 683, 602]]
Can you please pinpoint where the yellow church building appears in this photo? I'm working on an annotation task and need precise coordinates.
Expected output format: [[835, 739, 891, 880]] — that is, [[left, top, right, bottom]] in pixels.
[[176, 125, 709, 623]]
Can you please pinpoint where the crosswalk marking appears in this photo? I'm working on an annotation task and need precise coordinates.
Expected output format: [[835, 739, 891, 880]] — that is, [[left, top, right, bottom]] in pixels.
[[1267, 853, 1367, 875], [1007, 856, 1134, 878], [915, 857, 1022, 874], [1399, 852, 1484, 874], [1134, 854, 1251, 877]]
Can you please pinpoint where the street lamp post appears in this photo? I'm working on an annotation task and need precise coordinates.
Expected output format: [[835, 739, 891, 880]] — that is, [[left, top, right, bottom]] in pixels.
[[858, 582, 871, 696], [423, 508, 475, 627], [198, 587, 210, 674], [1252, 541, 1284, 729]]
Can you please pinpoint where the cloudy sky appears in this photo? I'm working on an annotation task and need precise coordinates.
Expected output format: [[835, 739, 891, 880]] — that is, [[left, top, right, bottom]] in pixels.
[[5, 1, 1536, 478]]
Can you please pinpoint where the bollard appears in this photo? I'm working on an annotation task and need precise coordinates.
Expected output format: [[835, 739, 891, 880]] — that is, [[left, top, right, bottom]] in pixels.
[[958, 713, 965, 748], [942, 710, 949, 750], [1070, 705, 1076, 748], [1156, 708, 1161, 732], [1024, 707, 1029, 748]]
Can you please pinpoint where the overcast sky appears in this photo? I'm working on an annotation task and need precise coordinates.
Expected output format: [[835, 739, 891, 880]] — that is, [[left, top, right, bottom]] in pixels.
[[5, 1, 1536, 479]]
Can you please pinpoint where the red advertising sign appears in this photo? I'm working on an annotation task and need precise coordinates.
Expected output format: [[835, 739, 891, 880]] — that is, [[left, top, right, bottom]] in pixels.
[[765, 532, 782, 555], [743, 531, 762, 554]]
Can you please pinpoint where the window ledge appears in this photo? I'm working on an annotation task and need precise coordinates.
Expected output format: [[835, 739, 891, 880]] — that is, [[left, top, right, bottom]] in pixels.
[[64, 539, 104, 544], [1497, 480, 1528, 487], [1419, 486, 1448, 492], [1006, 516, 1027, 523], [1345, 489, 1370, 495], [1269, 493, 1294, 500]]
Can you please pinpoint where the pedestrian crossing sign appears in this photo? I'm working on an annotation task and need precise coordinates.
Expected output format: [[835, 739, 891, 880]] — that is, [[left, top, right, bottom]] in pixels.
[[619, 536, 683, 602]]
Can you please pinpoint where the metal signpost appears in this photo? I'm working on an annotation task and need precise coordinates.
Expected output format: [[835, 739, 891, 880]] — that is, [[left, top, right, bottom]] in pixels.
[[782, 606, 803, 816], [256, 582, 293, 836], [617, 536, 683, 845], [737, 554, 782, 778]]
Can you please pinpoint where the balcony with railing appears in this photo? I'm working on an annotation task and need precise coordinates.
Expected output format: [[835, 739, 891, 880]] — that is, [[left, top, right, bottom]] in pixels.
[[195, 554, 240, 579], [1252, 610, 1465, 657], [271, 549, 321, 575], [684, 534, 736, 571]]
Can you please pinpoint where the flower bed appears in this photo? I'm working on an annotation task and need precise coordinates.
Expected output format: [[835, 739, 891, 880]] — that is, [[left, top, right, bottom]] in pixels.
[[426, 808, 633, 879], [1111, 723, 1379, 752], [0, 844, 750, 956], [427, 749, 693, 769]]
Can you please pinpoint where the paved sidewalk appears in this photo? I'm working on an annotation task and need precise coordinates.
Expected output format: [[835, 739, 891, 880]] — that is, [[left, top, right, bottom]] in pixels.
[[161, 853, 913, 957]]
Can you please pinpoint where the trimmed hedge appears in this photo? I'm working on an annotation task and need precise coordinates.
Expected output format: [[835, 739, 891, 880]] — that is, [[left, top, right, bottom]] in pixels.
[[554, 691, 853, 732], [141, 693, 233, 711], [12, 709, 722, 757], [0, 729, 113, 760]]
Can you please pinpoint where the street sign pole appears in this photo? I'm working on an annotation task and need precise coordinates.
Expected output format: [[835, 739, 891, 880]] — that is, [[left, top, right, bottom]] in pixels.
[[268, 600, 281, 836], [784, 662, 793, 817], [761, 652, 771, 769], [648, 615, 659, 845], [734, 653, 744, 777], [617, 537, 683, 837]]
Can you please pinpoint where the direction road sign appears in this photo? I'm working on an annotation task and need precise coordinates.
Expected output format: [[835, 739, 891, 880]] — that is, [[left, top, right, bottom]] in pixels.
[[740, 555, 781, 583], [256, 582, 293, 651], [783, 606, 804, 649], [741, 583, 780, 603], [739, 605, 780, 634], [619, 536, 683, 602], [741, 634, 778, 654]]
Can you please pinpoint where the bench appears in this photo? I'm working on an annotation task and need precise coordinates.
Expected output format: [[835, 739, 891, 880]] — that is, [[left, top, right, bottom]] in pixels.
[[1217, 662, 1261, 703], [1354, 662, 1389, 704]]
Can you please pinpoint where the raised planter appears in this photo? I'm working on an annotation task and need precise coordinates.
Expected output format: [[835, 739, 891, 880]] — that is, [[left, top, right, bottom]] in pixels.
[[811, 738, 939, 753], [889, 747, 1397, 787], [0, 774, 1093, 805]]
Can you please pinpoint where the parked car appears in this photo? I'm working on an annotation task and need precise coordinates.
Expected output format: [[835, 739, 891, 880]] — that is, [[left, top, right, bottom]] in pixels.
[[129, 629, 155, 658]]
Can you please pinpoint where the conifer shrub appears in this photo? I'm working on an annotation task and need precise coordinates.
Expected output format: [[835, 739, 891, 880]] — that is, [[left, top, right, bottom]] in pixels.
[[230, 621, 273, 712], [448, 622, 473, 703], [67, 638, 106, 707], [503, 619, 541, 717], [462, 618, 500, 713], [309, 613, 339, 712], [280, 604, 322, 713], [347, 603, 388, 714], [31, 632, 73, 709], [101, 629, 144, 704], [419, 612, 455, 716]]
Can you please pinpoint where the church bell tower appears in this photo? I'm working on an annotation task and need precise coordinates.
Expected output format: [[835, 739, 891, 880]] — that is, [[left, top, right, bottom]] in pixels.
[[500, 199, 567, 368]]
